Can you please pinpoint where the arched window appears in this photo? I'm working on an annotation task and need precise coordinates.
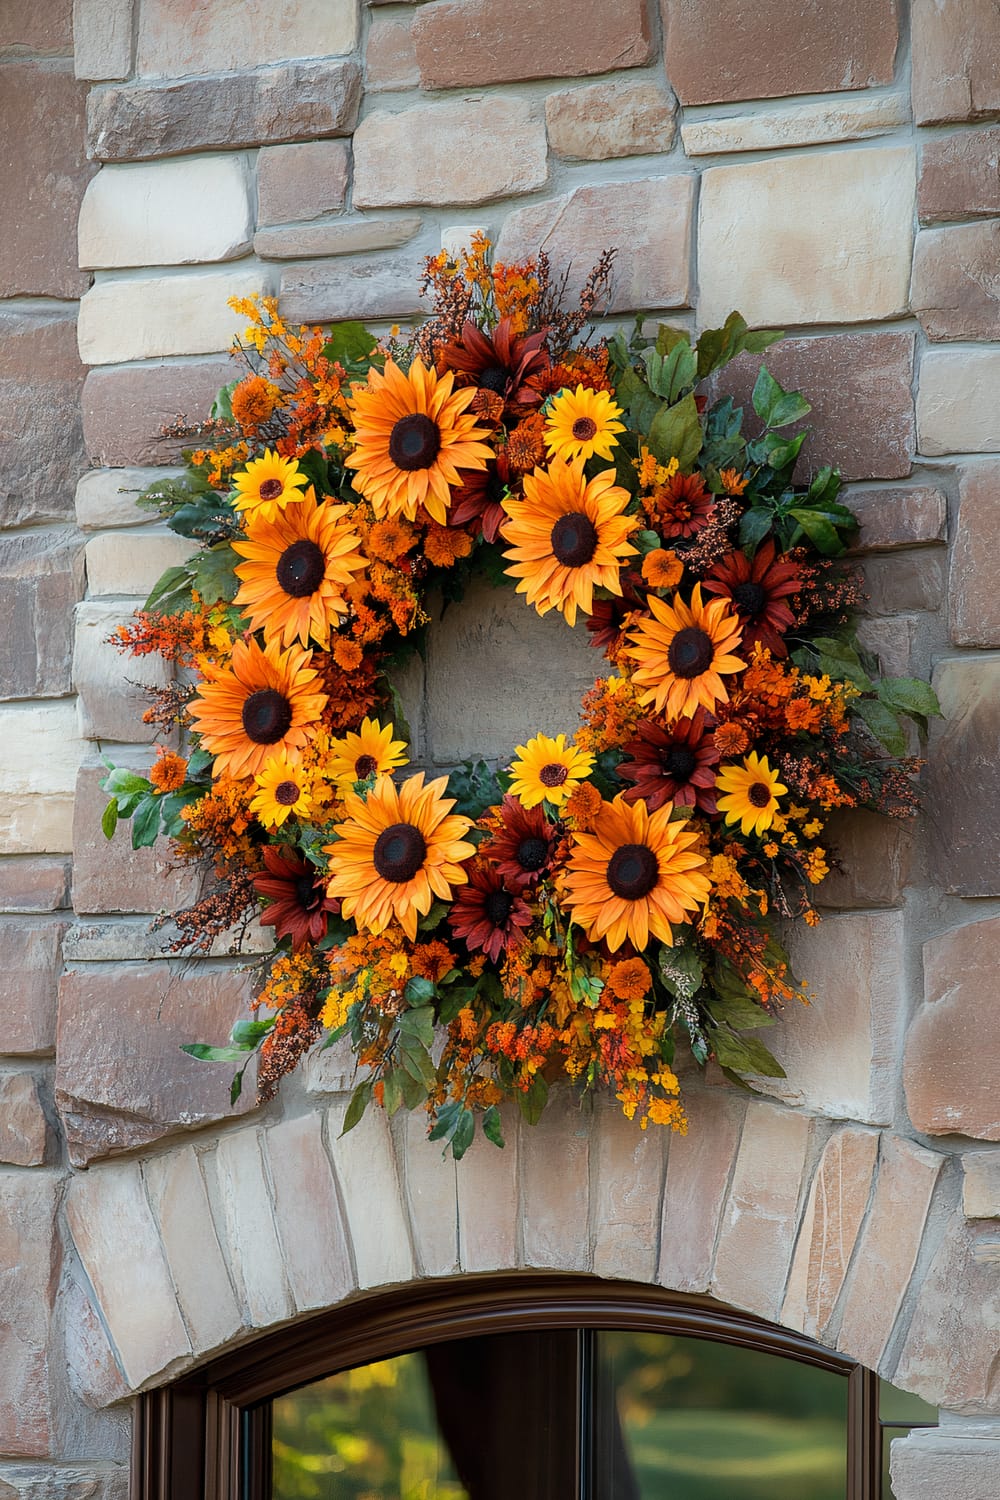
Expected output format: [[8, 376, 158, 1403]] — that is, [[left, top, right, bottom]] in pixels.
[[133, 1274, 935, 1500]]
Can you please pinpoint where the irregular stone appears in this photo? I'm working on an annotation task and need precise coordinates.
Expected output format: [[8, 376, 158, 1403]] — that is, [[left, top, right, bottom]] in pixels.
[[71, 760, 202, 917], [781, 1126, 879, 1340], [919, 126, 1000, 222], [0, 922, 65, 1054], [0, 307, 87, 529], [894, 1210, 1000, 1411], [265, 1112, 355, 1312], [917, 349, 1000, 456], [61, 1255, 131, 1412], [837, 1135, 943, 1371], [0, 702, 86, 855], [949, 461, 1000, 647], [963, 1152, 1000, 1218], [413, 0, 652, 87], [862, 551, 946, 615], [137, 0, 359, 76], [73, 599, 169, 743], [82, 359, 233, 468], [325, 1098, 415, 1288], [0, 529, 85, 700], [79, 155, 254, 270], [699, 146, 915, 328], [682, 94, 909, 155], [65, 1160, 191, 1389], [257, 217, 421, 260], [0, 1174, 59, 1456], [214, 1129, 294, 1328], [280, 253, 426, 324], [0, 63, 94, 298], [912, 0, 1000, 124], [84, 530, 196, 598], [354, 99, 547, 208], [818, 810, 913, 910], [496, 175, 695, 314], [591, 1095, 666, 1282], [855, 613, 919, 679], [55, 961, 257, 1166], [0, 1, 72, 55], [713, 332, 916, 481], [925, 658, 1000, 896], [712, 1102, 811, 1321], [520, 1087, 591, 1271], [88, 60, 362, 162], [658, 1088, 746, 1293], [906, 916, 1000, 1140], [257, 140, 350, 228], [63, 916, 271, 963], [73, 0, 132, 80], [891, 1429, 1000, 1500], [0, 857, 70, 914], [399, 1108, 458, 1278], [0, 1074, 49, 1166], [545, 79, 675, 161], [303, 1034, 363, 1096], [0, 1469, 127, 1500], [912, 221, 1000, 341], [848, 485, 947, 552], [78, 267, 266, 366], [143, 1145, 243, 1355], [457, 1108, 519, 1273], [76, 468, 183, 531], [366, 14, 419, 91]]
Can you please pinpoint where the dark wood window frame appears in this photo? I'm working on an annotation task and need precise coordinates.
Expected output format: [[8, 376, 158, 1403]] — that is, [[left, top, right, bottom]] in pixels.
[[131, 1271, 879, 1500]]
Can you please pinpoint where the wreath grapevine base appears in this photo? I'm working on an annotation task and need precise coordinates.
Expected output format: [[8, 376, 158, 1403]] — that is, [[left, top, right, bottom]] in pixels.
[[102, 239, 938, 1158]]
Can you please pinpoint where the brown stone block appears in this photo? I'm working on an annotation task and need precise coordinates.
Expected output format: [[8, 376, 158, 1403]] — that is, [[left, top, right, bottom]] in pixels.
[[257, 140, 350, 227], [949, 460, 1000, 647], [0, 1, 72, 55], [0, 920, 66, 1055], [412, 0, 653, 88], [366, 14, 419, 92], [905, 916, 1000, 1140], [280, 254, 427, 325], [962, 1151, 1000, 1218], [912, 0, 1000, 124], [82, 358, 233, 467], [819, 809, 913, 909], [661, 0, 898, 105], [925, 657, 1000, 896], [0, 307, 87, 529], [0, 856, 70, 914], [912, 221, 1000, 341], [855, 613, 918, 679], [546, 79, 676, 161], [71, 762, 201, 917], [919, 126, 1000, 222], [55, 960, 257, 1166], [848, 485, 947, 552], [0, 1173, 59, 1456], [0, 529, 84, 700], [0, 1073, 49, 1166], [711, 333, 915, 482], [862, 551, 945, 615], [658, 1087, 746, 1294], [258, 218, 421, 261]]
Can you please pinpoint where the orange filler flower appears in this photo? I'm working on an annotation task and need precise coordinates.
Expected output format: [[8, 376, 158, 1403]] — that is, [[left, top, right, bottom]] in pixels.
[[626, 584, 745, 720]]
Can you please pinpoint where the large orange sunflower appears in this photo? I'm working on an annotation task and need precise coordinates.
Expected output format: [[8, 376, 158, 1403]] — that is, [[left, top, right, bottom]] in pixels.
[[188, 638, 327, 781], [325, 773, 475, 939], [501, 458, 638, 626], [345, 357, 493, 525], [563, 793, 711, 952], [627, 584, 745, 720], [232, 487, 367, 648]]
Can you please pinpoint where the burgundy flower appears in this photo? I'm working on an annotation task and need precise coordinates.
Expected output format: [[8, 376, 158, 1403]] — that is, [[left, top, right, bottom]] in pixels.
[[584, 571, 646, 652], [647, 471, 715, 539], [254, 845, 340, 952], [618, 709, 721, 815], [703, 538, 803, 658], [449, 450, 515, 543], [448, 863, 532, 961], [480, 794, 559, 891], [439, 317, 550, 408]]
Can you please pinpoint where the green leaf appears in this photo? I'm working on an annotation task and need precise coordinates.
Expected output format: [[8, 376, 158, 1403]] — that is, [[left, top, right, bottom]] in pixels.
[[210, 379, 239, 423], [101, 798, 119, 840], [322, 321, 378, 368], [752, 366, 811, 429], [181, 1043, 252, 1063], [451, 1108, 476, 1160], [230, 1018, 274, 1049], [853, 697, 907, 756], [404, 976, 436, 1007], [806, 465, 843, 510], [191, 542, 240, 606], [648, 393, 703, 470], [428, 1099, 461, 1142], [230, 1067, 245, 1106], [517, 1072, 549, 1126], [341, 1079, 373, 1135], [382, 1068, 405, 1118], [482, 1104, 505, 1149], [711, 1026, 786, 1078], [878, 678, 943, 720], [398, 1037, 437, 1088], [658, 943, 704, 1001], [811, 637, 873, 690], [632, 529, 662, 557], [738, 506, 774, 554], [101, 767, 152, 797], [397, 1004, 435, 1049], [616, 365, 661, 433], [787, 507, 845, 556], [707, 993, 776, 1031], [131, 795, 162, 849], [696, 311, 783, 379], [144, 564, 195, 616], [762, 431, 807, 471], [642, 341, 697, 404], [655, 323, 692, 357]]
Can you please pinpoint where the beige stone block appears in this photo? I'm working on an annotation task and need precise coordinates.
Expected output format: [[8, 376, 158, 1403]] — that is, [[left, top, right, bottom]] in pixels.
[[699, 147, 915, 328], [366, 14, 419, 91], [73, 599, 168, 743], [280, 253, 426, 324], [926, 658, 1000, 897], [215, 1128, 294, 1328], [891, 1429, 1000, 1500], [919, 127, 1000, 223], [84, 530, 196, 598], [399, 1108, 459, 1277], [457, 1109, 519, 1273], [917, 349, 1000, 455], [862, 551, 946, 616], [912, 222, 1000, 342], [0, 702, 85, 855], [71, 759, 202, 917], [325, 1099, 415, 1287], [143, 1146, 243, 1355], [78, 268, 267, 366], [781, 1126, 879, 1340], [74, 0, 132, 80], [949, 461, 1000, 647], [848, 485, 948, 552], [912, 0, 1000, 125], [0, 1074, 49, 1167], [137, 0, 359, 77], [0, 1173, 59, 1456], [257, 140, 350, 228], [61, 1256, 131, 1413], [546, 80, 675, 161], [591, 1095, 667, 1282], [79, 156, 253, 270], [683, 94, 909, 156], [837, 1134, 943, 1371], [0, 1466, 128, 1500], [76, 468, 182, 531], [66, 1160, 191, 1389], [303, 1034, 362, 1096], [855, 613, 919, 680], [354, 99, 547, 209], [265, 1112, 355, 1311], [658, 1088, 746, 1293], [520, 1087, 591, 1271], [256, 217, 421, 261], [963, 1153, 1000, 1219], [712, 1102, 811, 1320]]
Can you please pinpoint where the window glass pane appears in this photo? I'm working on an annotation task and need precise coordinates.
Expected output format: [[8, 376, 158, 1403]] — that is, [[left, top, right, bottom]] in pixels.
[[878, 1377, 937, 1425], [593, 1330, 848, 1500]]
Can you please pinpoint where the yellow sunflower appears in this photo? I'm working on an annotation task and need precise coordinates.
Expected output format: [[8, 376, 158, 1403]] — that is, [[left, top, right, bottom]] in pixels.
[[501, 458, 638, 626], [563, 793, 711, 952], [233, 487, 367, 647], [508, 732, 594, 810], [326, 717, 409, 790], [716, 751, 788, 837], [325, 772, 475, 939], [345, 357, 494, 525], [627, 584, 745, 720], [188, 637, 327, 781], [544, 384, 626, 463], [232, 449, 309, 525], [250, 753, 318, 829]]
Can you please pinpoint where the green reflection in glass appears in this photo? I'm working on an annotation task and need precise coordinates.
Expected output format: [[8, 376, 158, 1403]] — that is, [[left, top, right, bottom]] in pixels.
[[878, 1377, 937, 1425]]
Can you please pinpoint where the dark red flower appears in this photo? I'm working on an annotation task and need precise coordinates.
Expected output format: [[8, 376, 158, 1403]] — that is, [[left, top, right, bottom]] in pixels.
[[583, 571, 646, 652], [703, 538, 803, 658], [618, 709, 721, 815], [647, 471, 715, 539], [254, 844, 340, 952], [448, 863, 532, 961], [449, 450, 515, 543], [480, 794, 559, 890], [438, 317, 550, 408]]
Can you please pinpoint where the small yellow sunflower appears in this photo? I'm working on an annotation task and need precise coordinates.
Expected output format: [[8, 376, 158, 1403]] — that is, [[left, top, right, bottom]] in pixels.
[[188, 637, 327, 781], [326, 718, 409, 790], [232, 449, 309, 525], [233, 487, 367, 648], [345, 357, 494, 525], [250, 753, 318, 829], [563, 793, 711, 952], [508, 732, 595, 810], [626, 584, 745, 720], [325, 772, 475, 939], [544, 384, 626, 463], [501, 458, 638, 627], [716, 751, 788, 837]]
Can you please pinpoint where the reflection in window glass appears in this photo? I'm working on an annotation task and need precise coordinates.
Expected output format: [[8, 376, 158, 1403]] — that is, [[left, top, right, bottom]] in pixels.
[[879, 1377, 937, 1500]]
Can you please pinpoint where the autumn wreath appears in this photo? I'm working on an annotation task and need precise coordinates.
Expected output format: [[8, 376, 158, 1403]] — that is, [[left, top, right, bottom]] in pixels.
[[102, 238, 938, 1157]]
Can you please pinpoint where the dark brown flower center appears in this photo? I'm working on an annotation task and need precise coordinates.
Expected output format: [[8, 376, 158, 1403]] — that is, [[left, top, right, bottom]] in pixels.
[[276, 538, 326, 598], [667, 625, 714, 679], [354, 754, 378, 779], [242, 688, 293, 744], [664, 745, 698, 781], [258, 478, 284, 501], [516, 834, 550, 871], [275, 780, 300, 806], [606, 842, 659, 901], [480, 365, 508, 395], [373, 821, 427, 883], [294, 875, 321, 910], [572, 416, 598, 442], [748, 782, 772, 808], [539, 762, 569, 788], [732, 580, 768, 620], [388, 413, 441, 471], [551, 511, 598, 568], [483, 888, 514, 927]]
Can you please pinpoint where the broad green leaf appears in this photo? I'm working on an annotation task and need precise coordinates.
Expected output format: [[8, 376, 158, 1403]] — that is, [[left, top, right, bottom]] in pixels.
[[707, 994, 776, 1031], [230, 1067, 245, 1106], [616, 365, 661, 432], [752, 365, 811, 429], [397, 1003, 435, 1048], [711, 1026, 786, 1078], [517, 1072, 548, 1126], [144, 564, 195, 615], [191, 542, 240, 606], [482, 1104, 505, 1149], [398, 1037, 437, 1088], [231, 1018, 274, 1048], [878, 678, 943, 720], [181, 1042, 251, 1063], [101, 798, 119, 840], [403, 976, 436, 1007], [806, 465, 843, 509], [210, 379, 239, 423], [428, 1099, 462, 1142], [696, 311, 784, 379], [131, 795, 162, 849], [632, 529, 662, 557], [341, 1079, 373, 1135], [382, 1068, 405, 1118], [787, 507, 845, 556], [322, 321, 378, 368], [655, 323, 692, 357], [853, 697, 907, 756], [102, 767, 152, 796], [762, 431, 807, 472], [451, 1108, 476, 1160], [643, 341, 697, 404], [648, 393, 703, 470], [658, 943, 704, 1001], [739, 506, 774, 554]]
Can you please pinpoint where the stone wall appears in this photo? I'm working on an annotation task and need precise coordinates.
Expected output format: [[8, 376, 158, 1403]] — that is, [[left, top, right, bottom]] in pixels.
[[2, 1, 1000, 1495]]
